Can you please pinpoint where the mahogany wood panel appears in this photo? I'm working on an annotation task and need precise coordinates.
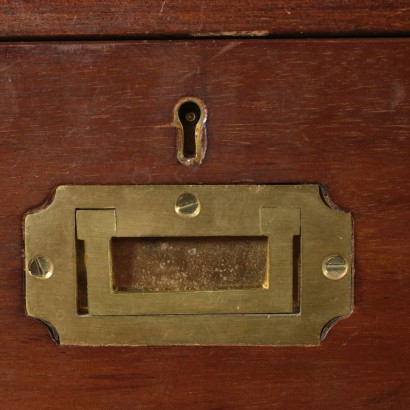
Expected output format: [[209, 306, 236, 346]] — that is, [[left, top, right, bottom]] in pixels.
[[1, 1, 410, 38], [0, 39, 409, 409]]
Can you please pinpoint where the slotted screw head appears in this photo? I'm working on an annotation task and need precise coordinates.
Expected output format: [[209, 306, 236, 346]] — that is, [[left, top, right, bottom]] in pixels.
[[322, 255, 348, 280], [28, 256, 53, 279], [175, 193, 200, 218]]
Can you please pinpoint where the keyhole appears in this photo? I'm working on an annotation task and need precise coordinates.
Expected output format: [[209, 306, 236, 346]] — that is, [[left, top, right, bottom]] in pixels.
[[179, 101, 201, 158], [174, 97, 207, 166]]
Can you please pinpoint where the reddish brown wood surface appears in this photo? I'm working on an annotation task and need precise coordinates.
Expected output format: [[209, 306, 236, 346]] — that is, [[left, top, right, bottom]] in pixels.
[[0, 39, 409, 409], [0, 1, 410, 38]]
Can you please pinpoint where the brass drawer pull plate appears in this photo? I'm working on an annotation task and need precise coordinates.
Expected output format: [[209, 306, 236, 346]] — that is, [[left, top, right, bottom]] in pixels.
[[24, 185, 353, 346]]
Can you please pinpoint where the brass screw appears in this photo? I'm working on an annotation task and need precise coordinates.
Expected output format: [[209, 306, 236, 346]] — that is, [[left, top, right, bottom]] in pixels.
[[322, 255, 348, 280], [175, 193, 200, 218], [28, 256, 53, 279], [185, 112, 197, 123]]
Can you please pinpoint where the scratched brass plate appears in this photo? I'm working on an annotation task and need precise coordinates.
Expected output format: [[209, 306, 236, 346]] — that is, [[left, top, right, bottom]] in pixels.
[[24, 185, 353, 346]]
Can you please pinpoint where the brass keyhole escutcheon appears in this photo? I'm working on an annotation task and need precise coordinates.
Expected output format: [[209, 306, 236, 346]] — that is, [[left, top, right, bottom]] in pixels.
[[174, 97, 207, 166]]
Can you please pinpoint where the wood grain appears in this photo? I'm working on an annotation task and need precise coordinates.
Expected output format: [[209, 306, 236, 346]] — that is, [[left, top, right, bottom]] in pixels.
[[0, 1, 410, 38], [0, 39, 409, 409]]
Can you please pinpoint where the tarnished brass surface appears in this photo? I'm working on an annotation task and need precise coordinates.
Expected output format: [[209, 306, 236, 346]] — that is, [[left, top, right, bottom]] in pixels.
[[24, 185, 353, 346], [111, 236, 268, 292]]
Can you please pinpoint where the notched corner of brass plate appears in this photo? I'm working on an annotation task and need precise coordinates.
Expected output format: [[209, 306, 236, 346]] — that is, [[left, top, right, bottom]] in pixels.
[[24, 185, 353, 346]]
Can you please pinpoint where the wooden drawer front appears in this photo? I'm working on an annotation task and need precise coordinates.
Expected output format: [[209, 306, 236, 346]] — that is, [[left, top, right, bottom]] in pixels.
[[0, 39, 409, 408]]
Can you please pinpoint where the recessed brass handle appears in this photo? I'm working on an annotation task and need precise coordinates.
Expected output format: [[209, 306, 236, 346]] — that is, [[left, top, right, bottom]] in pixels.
[[24, 185, 353, 346]]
